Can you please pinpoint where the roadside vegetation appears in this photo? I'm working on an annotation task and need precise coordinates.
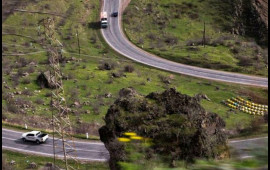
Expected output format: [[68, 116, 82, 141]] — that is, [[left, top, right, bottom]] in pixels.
[[122, 0, 268, 76], [2, 0, 268, 141], [2, 150, 108, 170]]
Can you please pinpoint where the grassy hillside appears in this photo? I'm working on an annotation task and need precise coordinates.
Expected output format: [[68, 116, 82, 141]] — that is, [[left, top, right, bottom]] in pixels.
[[2, 150, 108, 169], [122, 0, 268, 76], [2, 0, 268, 138]]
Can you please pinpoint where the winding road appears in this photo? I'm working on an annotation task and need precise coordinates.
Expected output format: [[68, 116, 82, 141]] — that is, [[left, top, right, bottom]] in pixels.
[[2, 128, 268, 162], [2, 128, 109, 162], [101, 0, 268, 88]]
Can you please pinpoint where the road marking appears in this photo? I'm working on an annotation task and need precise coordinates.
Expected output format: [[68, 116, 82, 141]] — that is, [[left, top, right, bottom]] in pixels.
[[2, 137, 108, 153], [101, 1, 267, 87], [2, 128, 104, 145], [230, 137, 268, 143], [2, 146, 107, 161], [240, 155, 254, 159]]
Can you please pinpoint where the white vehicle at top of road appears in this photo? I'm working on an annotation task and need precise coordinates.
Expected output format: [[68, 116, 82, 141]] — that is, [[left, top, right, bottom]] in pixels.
[[22, 131, 48, 144], [101, 11, 108, 28]]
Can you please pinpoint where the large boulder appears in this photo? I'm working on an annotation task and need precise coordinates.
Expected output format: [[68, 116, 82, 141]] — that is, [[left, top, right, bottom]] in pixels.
[[37, 71, 57, 89], [99, 88, 229, 170]]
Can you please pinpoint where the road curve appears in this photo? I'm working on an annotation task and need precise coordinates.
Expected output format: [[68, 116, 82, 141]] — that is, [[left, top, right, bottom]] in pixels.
[[101, 0, 268, 88], [2, 128, 267, 161], [2, 128, 109, 162]]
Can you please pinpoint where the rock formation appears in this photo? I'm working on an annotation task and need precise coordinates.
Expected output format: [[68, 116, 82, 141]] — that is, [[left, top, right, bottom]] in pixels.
[[99, 88, 229, 170]]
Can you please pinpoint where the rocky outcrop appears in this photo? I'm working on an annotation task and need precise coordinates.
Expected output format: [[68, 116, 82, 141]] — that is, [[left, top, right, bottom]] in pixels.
[[99, 88, 228, 170], [232, 0, 268, 45]]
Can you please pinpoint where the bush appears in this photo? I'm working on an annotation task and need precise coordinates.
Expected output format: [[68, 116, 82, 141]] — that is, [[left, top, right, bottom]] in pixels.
[[230, 47, 241, 54], [22, 78, 31, 84], [68, 72, 75, 79], [22, 89, 33, 96], [45, 92, 52, 97], [124, 65, 135, 73], [237, 56, 253, 66], [147, 33, 157, 40], [27, 66, 35, 73], [69, 89, 79, 102], [35, 98, 44, 105], [158, 74, 171, 84], [163, 35, 178, 45], [98, 61, 116, 70], [18, 57, 29, 67], [6, 103, 19, 114]]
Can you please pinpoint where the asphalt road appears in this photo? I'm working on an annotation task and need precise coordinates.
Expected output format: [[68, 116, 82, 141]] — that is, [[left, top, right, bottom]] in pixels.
[[2, 128, 109, 162], [2, 128, 268, 162], [101, 0, 268, 88], [229, 136, 268, 159]]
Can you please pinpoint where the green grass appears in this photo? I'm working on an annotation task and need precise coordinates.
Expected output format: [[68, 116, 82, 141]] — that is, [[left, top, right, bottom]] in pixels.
[[2, 150, 108, 170], [122, 0, 268, 76], [2, 0, 268, 139]]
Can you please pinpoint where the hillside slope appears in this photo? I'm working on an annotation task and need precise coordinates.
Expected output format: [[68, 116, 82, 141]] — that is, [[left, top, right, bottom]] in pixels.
[[123, 0, 268, 76]]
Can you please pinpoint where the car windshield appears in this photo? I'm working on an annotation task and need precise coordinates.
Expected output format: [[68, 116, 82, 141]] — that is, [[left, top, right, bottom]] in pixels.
[[36, 132, 41, 136]]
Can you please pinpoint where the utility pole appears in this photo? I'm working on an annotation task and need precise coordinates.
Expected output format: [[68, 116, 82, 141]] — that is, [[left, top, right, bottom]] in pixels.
[[39, 17, 78, 170], [76, 29, 80, 57], [202, 21, 206, 47]]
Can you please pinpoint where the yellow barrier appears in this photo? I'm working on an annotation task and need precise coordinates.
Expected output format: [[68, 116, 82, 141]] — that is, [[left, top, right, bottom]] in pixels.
[[224, 96, 268, 116]]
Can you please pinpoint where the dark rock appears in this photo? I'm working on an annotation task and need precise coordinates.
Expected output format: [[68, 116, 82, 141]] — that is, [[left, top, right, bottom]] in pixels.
[[9, 160, 15, 165], [28, 162, 37, 169], [194, 93, 211, 101], [105, 93, 112, 98], [119, 87, 137, 98], [99, 88, 228, 170], [112, 72, 121, 78], [37, 71, 57, 89]]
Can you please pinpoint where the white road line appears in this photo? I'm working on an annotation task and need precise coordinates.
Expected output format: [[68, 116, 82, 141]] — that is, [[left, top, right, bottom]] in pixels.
[[240, 155, 254, 159], [2, 137, 107, 153], [101, 0, 267, 87], [2, 128, 104, 145], [230, 136, 268, 143], [2, 146, 107, 162]]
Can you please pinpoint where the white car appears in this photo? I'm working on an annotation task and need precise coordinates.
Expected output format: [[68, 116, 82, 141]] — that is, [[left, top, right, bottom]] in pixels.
[[22, 131, 48, 144]]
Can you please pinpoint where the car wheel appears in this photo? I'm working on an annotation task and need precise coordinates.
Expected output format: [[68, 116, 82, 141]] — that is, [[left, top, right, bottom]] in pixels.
[[22, 138, 26, 142], [36, 140, 40, 144]]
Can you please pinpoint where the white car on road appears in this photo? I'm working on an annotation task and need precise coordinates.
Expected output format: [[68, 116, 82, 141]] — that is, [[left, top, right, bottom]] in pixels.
[[22, 131, 48, 144]]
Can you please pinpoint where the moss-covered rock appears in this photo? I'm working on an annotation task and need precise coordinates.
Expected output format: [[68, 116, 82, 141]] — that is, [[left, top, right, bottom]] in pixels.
[[99, 88, 229, 170]]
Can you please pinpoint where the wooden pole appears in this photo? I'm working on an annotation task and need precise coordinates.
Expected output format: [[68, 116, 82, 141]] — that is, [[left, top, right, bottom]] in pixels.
[[76, 29, 80, 57], [203, 22, 206, 47]]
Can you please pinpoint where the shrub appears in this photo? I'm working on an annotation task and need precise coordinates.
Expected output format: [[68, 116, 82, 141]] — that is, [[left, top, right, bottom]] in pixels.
[[158, 74, 171, 84], [138, 38, 144, 44], [45, 92, 52, 97], [164, 35, 178, 45], [124, 65, 135, 73], [22, 89, 33, 96], [237, 56, 253, 66], [35, 98, 44, 105], [68, 72, 75, 79], [7, 103, 19, 114], [18, 57, 29, 67], [27, 66, 35, 73], [11, 75, 20, 87], [69, 89, 79, 102], [147, 33, 157, 40], [22, 78, 31, 84], [98, 61, 116, 70], [230, 47, 241, 54]]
